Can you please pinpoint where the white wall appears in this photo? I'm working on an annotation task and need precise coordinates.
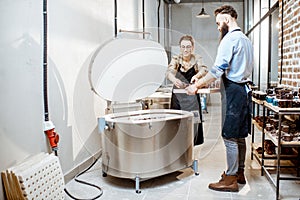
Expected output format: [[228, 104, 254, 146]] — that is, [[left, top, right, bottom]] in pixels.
[[0, 0, 162, 199]]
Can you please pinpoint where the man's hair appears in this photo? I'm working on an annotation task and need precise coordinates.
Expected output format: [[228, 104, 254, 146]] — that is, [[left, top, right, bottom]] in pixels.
[[179, 35, 195, 46], [214, 5, 238, 19]]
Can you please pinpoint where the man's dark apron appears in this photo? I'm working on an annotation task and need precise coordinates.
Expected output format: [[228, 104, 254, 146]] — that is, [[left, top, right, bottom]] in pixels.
[[170, 64, 204, 145], [220, 76, 252, 139]]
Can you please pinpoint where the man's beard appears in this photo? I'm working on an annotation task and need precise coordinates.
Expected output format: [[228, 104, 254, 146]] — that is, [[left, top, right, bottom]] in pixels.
[[220, 23, 229, 41]]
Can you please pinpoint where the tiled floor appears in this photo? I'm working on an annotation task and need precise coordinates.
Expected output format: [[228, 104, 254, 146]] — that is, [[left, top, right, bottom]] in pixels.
[[65, 94, 300, 200]]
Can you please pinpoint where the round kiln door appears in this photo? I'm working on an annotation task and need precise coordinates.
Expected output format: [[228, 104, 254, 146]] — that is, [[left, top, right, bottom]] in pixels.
[[89, 38, 168, 102]]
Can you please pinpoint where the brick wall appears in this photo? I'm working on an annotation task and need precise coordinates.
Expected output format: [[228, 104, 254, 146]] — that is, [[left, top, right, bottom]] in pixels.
[[279, 0, 300, 88]]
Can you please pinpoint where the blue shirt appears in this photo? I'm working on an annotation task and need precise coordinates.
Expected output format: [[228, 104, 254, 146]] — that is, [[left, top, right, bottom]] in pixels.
[[210, 28, 254, 83]]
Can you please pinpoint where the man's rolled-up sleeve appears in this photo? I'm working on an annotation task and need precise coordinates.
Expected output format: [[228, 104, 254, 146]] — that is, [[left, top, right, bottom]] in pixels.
[[211, 39, 234, 79]]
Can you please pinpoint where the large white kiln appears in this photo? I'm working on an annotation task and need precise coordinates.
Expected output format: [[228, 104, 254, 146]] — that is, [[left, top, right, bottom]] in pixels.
[[89, 37, 199, 193]]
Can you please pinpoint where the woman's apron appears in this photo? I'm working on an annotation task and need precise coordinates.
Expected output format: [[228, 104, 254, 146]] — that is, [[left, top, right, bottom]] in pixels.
[[170, 64, 204, 145], [220, 76, 252, 139]]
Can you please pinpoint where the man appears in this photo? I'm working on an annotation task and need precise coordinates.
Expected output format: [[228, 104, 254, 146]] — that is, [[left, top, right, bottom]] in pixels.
[[186, 5, 254, 192]]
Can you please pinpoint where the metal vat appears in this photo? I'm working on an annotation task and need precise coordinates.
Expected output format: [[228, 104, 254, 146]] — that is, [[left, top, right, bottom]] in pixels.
[[99, 109, 198, 193]]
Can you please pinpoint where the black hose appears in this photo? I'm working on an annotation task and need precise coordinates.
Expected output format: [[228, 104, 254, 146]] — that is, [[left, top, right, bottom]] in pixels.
[[142, 0, 145, 39], [43, 0, 49, 122], [43, 0, 59, 156], [114, 0, 117, 37], [54, 149, 58, 156], [64, 153, 103, 200]]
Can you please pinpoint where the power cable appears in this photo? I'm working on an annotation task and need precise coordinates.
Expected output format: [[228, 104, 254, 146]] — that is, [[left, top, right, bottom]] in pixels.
[[64, 153, 103, 200]]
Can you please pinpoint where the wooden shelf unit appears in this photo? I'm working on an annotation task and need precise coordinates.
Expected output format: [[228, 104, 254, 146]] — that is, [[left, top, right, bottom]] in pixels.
[[251, 98, 300, 200]]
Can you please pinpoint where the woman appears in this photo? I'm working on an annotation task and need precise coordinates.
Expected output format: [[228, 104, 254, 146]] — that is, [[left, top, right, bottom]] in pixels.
[[166, 35, 208, 145]]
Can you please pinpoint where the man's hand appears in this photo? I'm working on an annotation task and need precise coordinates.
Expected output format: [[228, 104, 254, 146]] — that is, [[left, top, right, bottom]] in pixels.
[[185, 84, 198, 95], [190, 75, 198, 84]]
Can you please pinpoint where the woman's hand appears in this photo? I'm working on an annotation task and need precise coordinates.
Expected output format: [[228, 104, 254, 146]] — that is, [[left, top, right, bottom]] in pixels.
[[174, 79, 184, 88], [185, 84, 198, 95]]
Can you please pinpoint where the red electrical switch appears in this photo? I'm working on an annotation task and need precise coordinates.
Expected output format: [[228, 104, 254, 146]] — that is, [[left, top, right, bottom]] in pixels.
[[43, 121, 59, 150]]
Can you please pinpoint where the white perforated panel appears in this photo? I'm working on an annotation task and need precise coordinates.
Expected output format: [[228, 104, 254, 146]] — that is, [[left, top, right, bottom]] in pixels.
[[1, 153, 65, 200]]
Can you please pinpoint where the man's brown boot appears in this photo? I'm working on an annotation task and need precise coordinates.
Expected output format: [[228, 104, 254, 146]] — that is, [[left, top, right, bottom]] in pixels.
[[208, 172, 239, 192], [237, 169, 246, 184]]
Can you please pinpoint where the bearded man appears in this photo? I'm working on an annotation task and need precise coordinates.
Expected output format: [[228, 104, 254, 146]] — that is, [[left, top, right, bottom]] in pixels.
[[186, 5, 254, 192]]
